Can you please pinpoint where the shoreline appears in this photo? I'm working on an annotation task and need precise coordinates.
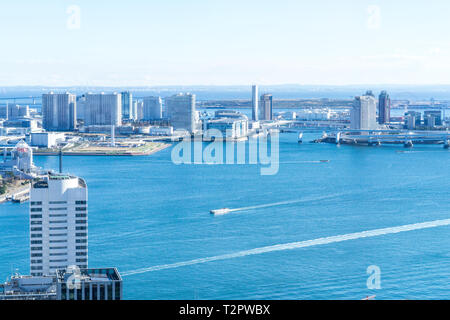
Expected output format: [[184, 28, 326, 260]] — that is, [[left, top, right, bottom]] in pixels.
[[34, 143, 171, 156]]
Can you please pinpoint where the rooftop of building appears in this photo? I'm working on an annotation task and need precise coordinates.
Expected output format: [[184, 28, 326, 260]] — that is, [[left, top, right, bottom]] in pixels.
[[56, 267, 122, 283]]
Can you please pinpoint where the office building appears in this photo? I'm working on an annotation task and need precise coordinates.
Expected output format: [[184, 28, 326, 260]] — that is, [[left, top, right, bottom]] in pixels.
[[165, 93, 198, 133], [378, 91, 391, 124], [121, 91, 133, 121], [42, 92, 77, 131], [30, 132, 65, 148], [132, 100, 138, 121], [6, 104, 30, 120], [252, 85, 259, 121], [76, 95, 87, 121], [424, 110, 442, 127], [351, 91, 377, 130], [136, 100, 144, 121], [204, 118, 249, 140], [143, 96, 163, 120], [56, 267, 122, 300], [29, 173, 88, 276], [1, 267, 122, 300], [0, 105, 7, 119], [404, 111, 421, 129], [84, 93, 122, 126], [258, 94, 273, 121]]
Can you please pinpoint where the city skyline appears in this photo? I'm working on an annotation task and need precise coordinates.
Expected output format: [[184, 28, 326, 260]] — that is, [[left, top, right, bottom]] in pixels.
[[2, 1, 450, 86]]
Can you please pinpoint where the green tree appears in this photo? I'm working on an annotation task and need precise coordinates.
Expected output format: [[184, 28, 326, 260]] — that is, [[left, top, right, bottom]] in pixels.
[[0, 184, 7, 195]]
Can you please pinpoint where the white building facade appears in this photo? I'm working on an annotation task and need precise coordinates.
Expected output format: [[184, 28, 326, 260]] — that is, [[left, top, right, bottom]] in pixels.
[[84, 93, 122, 127], [30, 174, 88, 276], [42, 92, 77, 131], [165, 93, 199, 133], [351, 94, 377, 130]]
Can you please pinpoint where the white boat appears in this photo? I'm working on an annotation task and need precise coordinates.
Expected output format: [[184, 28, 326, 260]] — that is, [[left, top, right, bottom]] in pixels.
[[210, 208, 231, 215]]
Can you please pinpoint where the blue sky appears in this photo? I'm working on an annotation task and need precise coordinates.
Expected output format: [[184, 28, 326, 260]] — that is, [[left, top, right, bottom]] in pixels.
[[1, 0, 450, 86]]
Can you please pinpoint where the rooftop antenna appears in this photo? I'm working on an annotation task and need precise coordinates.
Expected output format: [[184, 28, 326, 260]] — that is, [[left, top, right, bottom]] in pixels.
[[59, 148, 63, 173]]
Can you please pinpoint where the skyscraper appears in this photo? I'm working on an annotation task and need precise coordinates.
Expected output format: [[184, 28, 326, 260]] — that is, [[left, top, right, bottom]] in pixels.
[[121, 91, 133, 121], [252, 85, 259, 121], [351, 91, 377, 130], [165, 93, 198, 133], [30, 173, 88, 276], [7, 104, 30, 119], [42, 92, 77, 131], [136, 100, 144, 121], [143, 96, 163, 120], [378, 91, 391, 124], [84, 93, 122, 126], [258, 94, 273, 121]]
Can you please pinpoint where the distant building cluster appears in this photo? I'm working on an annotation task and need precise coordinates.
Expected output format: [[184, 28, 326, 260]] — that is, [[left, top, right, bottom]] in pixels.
[[0, 85, 448, 153]]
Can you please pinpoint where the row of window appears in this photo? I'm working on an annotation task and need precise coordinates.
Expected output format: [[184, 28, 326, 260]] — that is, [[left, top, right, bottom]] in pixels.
[[31, 201, 86, 206]]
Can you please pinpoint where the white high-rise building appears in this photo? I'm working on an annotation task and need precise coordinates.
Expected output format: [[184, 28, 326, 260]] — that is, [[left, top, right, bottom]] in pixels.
[[7, 103, 30, 119], [84, 93, 122, 126], [351, 92, 377, 130], [30, 174, 88, 276], [136, 100, 144, 121], [258, 93, 273, 121], [165, 93, 199, 133], [252, 85, 259, 121], [143, 96, 162, 120], [42, 92, 77, 131]]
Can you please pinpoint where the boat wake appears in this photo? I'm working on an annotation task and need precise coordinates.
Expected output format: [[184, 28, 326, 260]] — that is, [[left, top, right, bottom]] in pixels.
[[226, 192, 349, 213], [121, 218, 450, 277]]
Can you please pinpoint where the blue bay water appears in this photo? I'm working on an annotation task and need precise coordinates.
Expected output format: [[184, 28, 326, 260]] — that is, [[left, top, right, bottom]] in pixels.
[[0, 133, 449, 299]]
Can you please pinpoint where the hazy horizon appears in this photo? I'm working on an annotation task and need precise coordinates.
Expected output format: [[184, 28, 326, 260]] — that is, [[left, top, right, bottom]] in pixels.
[[2, 1, 450, 86]]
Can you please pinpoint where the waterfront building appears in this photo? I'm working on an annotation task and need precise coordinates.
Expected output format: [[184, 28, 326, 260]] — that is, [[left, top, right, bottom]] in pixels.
[[121, 91, 133, 121], [404, 111, 422, 129], [56, 267, 122, 300], [252, 85, 259, 121], [214, 110, 248, 120], [0, 273, 56, 300], [132, 100, 138, 121], [6, 104, 30, 120], [350, 92, 377, 130], [296, 109, 332, 121], [165, 93, 199, 133], [1, 267, 122, 300], [378, 91, 391, 124], [258, 94, 273, 121], [1, 119, 38, 132], [84, 93, 122, 127], [0, 105, 7, 119], [29, 173, 88, 276], [424, 110, 442, 127], [136, 100, 144, 121], [42, 92, 77, 131], [30, 132, 65, 148], [0, 140, 35, 176], [76, 95, 87, 121], [204, 118, 249, 140], [143, 96, 163, 120]]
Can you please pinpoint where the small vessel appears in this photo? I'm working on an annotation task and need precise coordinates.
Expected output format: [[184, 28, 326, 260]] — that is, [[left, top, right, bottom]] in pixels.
[[298, 132, 303, 144], [210, 208, 231, 215], [320, 160, 330, 163]]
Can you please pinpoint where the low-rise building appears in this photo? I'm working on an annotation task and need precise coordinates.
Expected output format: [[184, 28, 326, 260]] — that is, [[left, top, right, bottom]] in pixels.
[[1, 267, 122, 300], [204, 118, 248, 140], [30, 132, 65, 148]]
